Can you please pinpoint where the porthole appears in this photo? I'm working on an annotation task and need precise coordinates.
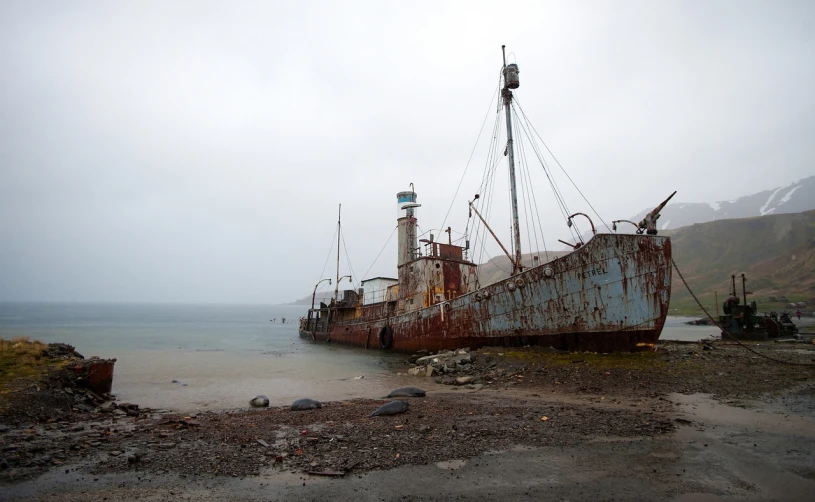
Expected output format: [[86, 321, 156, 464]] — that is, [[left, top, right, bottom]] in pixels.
[[516, 278, 525, 288]]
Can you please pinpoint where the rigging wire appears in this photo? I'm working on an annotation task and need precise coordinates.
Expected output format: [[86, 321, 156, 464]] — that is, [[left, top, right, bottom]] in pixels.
[[477, 244, 512, 277], [340, 231, 358, 290], [473, 111, 503, 268], [477, 118, 504, 267], [506, 142, 515, 260], [511, 101, 573, 226], [317, 224, 339, 285], [516, 119, 550, 262], [360, 225, 398, 282], [514, 96, 611, 233], [439, 80, 501, 233], [514, 120, 540, 262], [510, 101, 582, 242]]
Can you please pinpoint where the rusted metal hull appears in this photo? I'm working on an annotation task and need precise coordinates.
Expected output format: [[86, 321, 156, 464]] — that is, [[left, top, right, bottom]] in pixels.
[[300, 233, 671, 352], [68, 358, 116, 394]]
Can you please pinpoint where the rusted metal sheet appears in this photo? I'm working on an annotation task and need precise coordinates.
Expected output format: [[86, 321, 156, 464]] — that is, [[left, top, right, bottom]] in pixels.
[[436, 243, 463, 260], [442, 260, 462, 299], [300, 233, 671, 353], [68, 358, 116, 394]]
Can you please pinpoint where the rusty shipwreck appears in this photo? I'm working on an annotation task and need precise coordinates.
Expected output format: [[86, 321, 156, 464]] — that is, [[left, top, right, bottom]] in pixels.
[[299, 46, 673, 353]]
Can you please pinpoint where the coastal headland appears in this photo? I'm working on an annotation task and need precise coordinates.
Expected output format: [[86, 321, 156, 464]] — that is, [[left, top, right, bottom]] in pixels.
[[2, 333, 815, 501]]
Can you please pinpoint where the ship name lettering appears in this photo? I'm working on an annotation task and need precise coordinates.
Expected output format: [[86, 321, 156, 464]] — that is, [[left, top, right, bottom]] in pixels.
[[579, 268, 607, 279]]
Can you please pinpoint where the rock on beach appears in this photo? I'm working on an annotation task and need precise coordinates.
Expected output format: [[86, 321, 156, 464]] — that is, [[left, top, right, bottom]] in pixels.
[[407, 348, 475, 380]]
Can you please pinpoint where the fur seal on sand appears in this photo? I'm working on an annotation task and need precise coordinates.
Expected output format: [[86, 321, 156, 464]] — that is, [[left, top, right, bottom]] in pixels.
[[385, 387, 426, 398], [291, 398, 323, 411], [370, 400, 409, 417], [249, 395, 269, 408]]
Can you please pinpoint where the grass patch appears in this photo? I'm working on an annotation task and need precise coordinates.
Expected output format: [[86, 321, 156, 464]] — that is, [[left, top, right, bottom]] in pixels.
[[0, 337, 50, 390], [669, 294, 807, 317], [483, 347, 669, 370]]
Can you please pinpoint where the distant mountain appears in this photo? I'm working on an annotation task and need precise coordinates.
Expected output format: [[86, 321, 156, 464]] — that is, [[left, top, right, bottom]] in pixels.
[[291, 210, 815, 311], [667, 209, 815, 312], [477, 251, 569, 286], [631, 175, 815, 232], [286, 292, 335, 306]]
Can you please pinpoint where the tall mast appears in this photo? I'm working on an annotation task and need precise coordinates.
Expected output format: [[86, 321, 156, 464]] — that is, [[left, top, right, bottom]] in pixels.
[[502, 45, 523, 275], [334, 203, 341, 304]]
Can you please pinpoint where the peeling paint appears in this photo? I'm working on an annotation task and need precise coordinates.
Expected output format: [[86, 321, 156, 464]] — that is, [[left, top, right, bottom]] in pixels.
[[300, 233, 671, 353]]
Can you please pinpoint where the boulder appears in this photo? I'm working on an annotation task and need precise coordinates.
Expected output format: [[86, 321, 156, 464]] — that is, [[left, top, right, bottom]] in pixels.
[[456, 355, 472, 365], [408, 366, 426, 377], [455, 376, 474, 385]]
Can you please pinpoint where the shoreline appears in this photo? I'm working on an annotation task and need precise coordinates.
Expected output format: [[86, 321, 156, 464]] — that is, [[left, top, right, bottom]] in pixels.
[[2, 339, 815, 500]]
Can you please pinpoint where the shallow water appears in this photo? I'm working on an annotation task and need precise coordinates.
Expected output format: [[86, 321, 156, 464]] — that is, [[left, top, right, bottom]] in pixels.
[[0, 303, 729, 412], [0, 303, 412, 411], [659, 316, 721, 342]]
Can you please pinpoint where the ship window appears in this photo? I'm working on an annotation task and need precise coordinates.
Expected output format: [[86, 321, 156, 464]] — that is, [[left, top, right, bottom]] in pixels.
[[409, 298, 414, 304]]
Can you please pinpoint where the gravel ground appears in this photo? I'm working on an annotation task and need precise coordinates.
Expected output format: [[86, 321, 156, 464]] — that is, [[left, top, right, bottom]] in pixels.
[[1, 338, 814, 499]]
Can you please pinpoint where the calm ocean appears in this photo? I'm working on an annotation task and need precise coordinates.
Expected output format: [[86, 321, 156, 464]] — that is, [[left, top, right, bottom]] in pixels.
[[0, 302, 413, 412], [0, 303, 717, 412]]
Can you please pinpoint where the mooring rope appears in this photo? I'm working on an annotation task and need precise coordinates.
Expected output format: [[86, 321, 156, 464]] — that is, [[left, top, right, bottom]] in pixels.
[[671, 257, 815, 367]]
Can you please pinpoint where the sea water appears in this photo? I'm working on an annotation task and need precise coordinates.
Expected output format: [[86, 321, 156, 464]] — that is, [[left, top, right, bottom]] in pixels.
[[0, 303, 717, 412], [0, 303, 413, 412]]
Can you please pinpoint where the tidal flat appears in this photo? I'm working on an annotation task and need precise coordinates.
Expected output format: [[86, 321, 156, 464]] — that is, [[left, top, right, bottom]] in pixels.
[[2, 338, 814, 501]]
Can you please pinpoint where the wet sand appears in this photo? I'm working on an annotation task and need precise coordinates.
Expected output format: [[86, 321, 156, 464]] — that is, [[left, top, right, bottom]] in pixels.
[[3, 339, 815, 501]]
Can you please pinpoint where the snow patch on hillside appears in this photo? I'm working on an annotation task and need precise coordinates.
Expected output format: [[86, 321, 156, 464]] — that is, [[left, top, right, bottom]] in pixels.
[[709, 201, 721, 211], [760, 186, 785, 216], [779, 186, 802, 206]]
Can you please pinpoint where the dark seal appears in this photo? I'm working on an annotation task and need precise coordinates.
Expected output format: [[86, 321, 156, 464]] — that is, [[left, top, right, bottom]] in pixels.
[[370, 400, 409, 417], [249, 395, 269, 408], [386, 387, 426, 398], [291, 398, 323, 411]]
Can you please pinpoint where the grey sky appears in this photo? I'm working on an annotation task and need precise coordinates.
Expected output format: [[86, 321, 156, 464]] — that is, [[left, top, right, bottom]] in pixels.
[[1, 1, 813, 304]]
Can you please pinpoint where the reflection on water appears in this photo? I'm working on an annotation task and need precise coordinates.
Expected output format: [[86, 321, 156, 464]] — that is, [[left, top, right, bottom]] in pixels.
[[0, 303, 724, 412], [0, 303, 417, 412], [111, 343, 418, 412], [660, 316, 721, 342]]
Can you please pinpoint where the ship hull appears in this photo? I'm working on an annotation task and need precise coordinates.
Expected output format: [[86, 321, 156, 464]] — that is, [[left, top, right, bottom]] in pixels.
[[300, 233, 671, 353]]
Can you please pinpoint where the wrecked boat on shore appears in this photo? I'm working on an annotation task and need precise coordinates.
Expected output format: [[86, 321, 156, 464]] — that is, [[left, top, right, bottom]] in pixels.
[[299, 47, 673, 353]]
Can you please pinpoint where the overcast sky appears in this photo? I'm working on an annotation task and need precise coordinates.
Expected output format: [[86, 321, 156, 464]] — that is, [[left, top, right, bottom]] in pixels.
[[1, 0, 814, 304]]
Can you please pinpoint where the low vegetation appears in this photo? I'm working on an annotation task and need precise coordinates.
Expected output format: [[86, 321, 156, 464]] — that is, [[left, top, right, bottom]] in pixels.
[[0, 337, 50, 390], [667, 210, 815, 315]]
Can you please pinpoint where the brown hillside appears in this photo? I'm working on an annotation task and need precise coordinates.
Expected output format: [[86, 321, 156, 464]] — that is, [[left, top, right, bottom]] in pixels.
[[668, 210, 815, 311], [477, 251, 569, 286]]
